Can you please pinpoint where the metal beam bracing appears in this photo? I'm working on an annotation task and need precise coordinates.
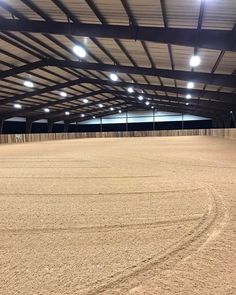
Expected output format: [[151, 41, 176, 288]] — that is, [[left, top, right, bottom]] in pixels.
[[1, 76, 236, 107], [111, 91, 232, 111], [2, 58, 234, 88], [0, 60, 47, 79], [50, 59, 236, 88], [64, 101, 215, 125], [0, 19, 235, 52], [28, 95, 124, 122], [28, 92, 219, 124], [79, 78, 236, 104], [1, 90, 104, 120], [65, 105, 134, 125], [0, 85, 227, 123], [0, 78, 83, 105]]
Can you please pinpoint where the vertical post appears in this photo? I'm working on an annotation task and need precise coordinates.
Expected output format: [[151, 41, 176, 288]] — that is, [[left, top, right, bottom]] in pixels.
[[47, 119, 53, 133], [64, 121, 69, 133], [0, 119, 4, 134], [153, 109, 155, 130], [223, 115, 231, 128], [182, 113, 184, 130], [230, 111, 236, 128], [126, 111, 128, 132], [26, 118, 33, 134], [100, 117, 103, 132]]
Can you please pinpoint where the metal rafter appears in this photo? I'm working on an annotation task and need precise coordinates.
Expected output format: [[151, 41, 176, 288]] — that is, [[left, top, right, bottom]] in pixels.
[[1, 19, 235, 51], [1, 90, 104, 120], [1, 58, 235, 88], [64, 99, 216, 125], [1, 76, 235, 107]]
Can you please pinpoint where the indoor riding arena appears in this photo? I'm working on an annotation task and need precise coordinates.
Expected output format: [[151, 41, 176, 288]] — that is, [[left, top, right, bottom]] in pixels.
[[0, 1, 235, 295]]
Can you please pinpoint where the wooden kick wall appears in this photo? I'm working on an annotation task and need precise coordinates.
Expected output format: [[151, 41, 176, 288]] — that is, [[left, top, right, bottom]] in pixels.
[[0, 129, 236, 145]]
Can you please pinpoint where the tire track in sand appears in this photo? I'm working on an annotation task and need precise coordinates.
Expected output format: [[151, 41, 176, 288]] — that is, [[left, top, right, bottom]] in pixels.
[[84, 185, 227, 295]]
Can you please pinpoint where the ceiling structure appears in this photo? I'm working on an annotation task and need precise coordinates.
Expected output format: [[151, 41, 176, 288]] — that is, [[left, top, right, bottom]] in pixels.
[[0, 0, 235, 130]]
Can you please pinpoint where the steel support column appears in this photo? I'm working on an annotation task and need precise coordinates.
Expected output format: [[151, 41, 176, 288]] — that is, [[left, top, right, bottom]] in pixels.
[[47, 119, 54, 133], [0, 119, 4, 134], [26, 118, 33, 134]]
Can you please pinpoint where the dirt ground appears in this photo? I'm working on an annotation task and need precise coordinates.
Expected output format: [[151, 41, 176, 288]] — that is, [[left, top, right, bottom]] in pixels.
[[0, 136, 235, 295]]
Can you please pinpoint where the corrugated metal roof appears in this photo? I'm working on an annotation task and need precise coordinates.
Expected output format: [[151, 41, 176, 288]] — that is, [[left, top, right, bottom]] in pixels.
[[0, 0, 235, 121]]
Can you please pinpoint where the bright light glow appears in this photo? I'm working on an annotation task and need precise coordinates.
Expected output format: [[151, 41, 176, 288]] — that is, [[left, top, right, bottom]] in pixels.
[[93, 116, 96, 119], [24, 80, 34, 88], [151, 106, 154, 109], [60, 91, 67, 97], [44, 108, 50, 113], [145, 101, 150, 105], [187, 82, 194, 89], [118, 110, 122, 113], [186, 102, 189, 106], [186, 94, 192, 99], [73, 45, 86, 58], [98, 103, 103, 108], [110, 73, 118, 82], [65, 111, 70, 115], [14, 103, 22, 109], [83, 98, 88, 103], [138, 95, 144, 101], [110, 107, 114, 111], [127, 86, 134, 93], [81, 114, 85, 117], [190, 55, 201, 67]]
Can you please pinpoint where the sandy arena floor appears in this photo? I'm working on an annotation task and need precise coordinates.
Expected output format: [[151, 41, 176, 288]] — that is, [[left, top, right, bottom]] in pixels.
[[0, 136, 235, 294]]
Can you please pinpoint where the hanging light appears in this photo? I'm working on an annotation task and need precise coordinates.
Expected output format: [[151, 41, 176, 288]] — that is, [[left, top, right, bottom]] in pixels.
[[187, 82, 194, 89], [127, 86, 134, 93], [73, 45, 87, 58], [60, 91, 67, 97], [110, 73, 118, 82], [190, 55, 201, 67], [23, 80, 34, 88], [14, 103, 22, 109]]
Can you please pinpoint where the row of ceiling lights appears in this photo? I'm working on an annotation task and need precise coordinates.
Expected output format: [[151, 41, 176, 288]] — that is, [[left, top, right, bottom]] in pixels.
[[14, 46, 200, 114]]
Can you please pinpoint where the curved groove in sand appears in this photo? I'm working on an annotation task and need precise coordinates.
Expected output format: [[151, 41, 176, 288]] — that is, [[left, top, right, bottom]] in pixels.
[[86, 185, 227, 294]]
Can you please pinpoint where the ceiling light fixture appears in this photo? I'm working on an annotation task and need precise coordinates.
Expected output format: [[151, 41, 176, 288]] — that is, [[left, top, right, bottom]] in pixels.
[[190, 55, 201, 67], [73, 45, 87, 58], [60, 91, 67, 97], [138, 95, 144, 101], [93, 116, 96, 119], [127, 86, 134, 93], [83, 98, 88, 103], [44, 108, 50, 113], [145, 101, 150, 105], [187, 82, 194, 89], [186, 94, 192, 99], [98, 103, 103, 108], [186, 102, 189, 106], [118, 110, 122, 113], [23, 80, 34, 88], [110, 73, 118, 82], [110, 107, 114, 111], [81, 114, 85, 117], [65, 111, 70, 115], [14, 103, 22, 109]]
